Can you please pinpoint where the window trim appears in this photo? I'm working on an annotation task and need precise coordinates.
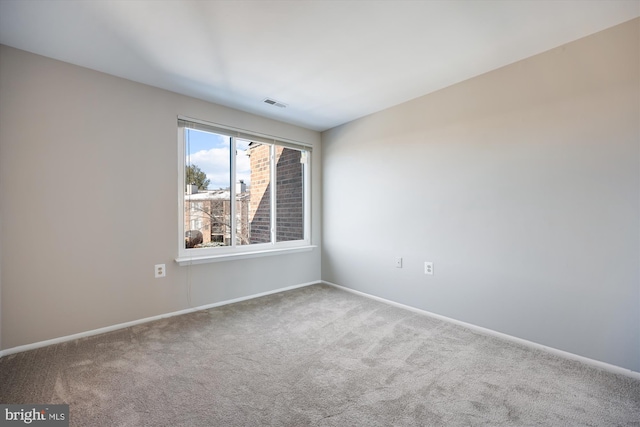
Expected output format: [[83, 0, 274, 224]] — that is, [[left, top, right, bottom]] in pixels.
[[176, 116, 312, 264], [175, 245, 317, 266]]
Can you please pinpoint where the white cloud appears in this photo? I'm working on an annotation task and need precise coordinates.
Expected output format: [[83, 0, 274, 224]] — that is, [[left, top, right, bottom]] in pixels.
[[236, 148, 251, 185], [188, 148, 229, 189], [188, 147, 254, 189]]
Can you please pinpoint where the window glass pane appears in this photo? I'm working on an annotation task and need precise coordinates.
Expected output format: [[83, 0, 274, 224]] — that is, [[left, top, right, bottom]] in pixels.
[[244, 142, 271, 245], [276, 147, 305, 242], [184, 128, 231, 249]]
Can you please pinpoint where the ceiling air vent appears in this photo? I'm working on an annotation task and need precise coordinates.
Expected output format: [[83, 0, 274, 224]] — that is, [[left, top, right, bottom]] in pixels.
[[263, 98, 287, 108]]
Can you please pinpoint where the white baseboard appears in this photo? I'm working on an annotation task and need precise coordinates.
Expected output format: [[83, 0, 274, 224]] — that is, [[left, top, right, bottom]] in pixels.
[[322, 280, 640, 381], [4, 279, 638, 381], [0, 280, 321, 358]]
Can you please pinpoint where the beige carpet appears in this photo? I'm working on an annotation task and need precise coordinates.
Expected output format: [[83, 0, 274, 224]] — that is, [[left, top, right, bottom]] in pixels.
[[1, 284, 639, 426]]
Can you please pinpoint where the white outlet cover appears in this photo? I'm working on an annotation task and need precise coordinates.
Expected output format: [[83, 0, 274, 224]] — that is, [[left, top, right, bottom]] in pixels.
[[424, 262, 433, 275], [155, 264, 166, 278]]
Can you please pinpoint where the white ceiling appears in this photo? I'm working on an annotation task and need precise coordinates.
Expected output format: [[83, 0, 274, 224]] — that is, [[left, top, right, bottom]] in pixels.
[[0, 1, 638, 132]]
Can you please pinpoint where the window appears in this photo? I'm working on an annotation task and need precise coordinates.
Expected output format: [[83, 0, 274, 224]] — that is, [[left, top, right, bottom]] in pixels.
[[177, 116, 311, 263]]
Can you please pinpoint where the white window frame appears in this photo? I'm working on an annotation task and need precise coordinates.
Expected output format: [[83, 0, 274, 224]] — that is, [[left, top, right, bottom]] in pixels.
[[175, 116, 312, 265]]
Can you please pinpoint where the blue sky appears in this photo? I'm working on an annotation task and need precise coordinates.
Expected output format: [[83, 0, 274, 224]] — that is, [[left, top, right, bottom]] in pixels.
[[186, 129, 251, 190]]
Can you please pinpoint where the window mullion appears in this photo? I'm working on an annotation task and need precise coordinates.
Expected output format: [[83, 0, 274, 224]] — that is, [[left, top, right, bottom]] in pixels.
[[270, 145, 276, 244], [230, 137, 237, 247], [303, 151, 310, 242]]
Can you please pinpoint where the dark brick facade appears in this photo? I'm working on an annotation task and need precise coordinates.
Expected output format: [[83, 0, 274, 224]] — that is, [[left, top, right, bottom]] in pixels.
[[249, 145, 305, 243], [248, 144, 272, 243], [275, 147, 304, 242]]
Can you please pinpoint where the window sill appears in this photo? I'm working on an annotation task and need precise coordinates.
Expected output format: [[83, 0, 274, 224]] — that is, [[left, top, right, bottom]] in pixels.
[[175, 245, 317, 266]]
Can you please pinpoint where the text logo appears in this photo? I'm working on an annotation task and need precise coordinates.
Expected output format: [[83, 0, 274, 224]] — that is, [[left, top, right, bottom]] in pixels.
[[0, 405, 68, 426]]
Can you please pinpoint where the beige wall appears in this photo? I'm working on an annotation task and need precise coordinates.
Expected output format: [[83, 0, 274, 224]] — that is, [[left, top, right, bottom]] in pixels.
[[322, 19, 640, 371], [0, 45, 321, 350]]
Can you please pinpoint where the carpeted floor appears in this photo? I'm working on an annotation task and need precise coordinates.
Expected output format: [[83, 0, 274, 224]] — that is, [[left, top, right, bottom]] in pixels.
[[1, 283, 639, 426]]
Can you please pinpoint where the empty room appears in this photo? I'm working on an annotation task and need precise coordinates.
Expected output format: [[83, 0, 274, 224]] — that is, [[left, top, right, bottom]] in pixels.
[[0, 0, 639, 425]]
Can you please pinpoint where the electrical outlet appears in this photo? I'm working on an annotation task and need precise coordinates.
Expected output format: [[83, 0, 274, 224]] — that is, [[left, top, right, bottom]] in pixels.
[[155, 264, 166, 278], [395, 257, 403, 268], [424, 262, 433, 275]]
